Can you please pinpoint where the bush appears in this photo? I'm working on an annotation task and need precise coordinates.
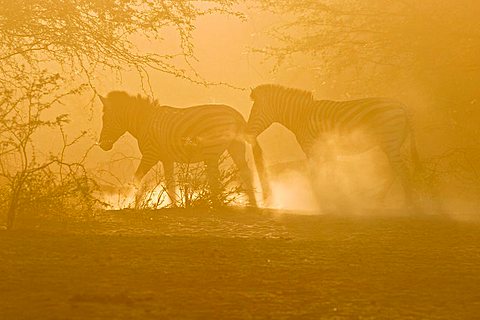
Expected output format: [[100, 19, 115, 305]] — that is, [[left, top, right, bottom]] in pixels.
[[0, 70, 102, 229], [99, 156, 247, 210]]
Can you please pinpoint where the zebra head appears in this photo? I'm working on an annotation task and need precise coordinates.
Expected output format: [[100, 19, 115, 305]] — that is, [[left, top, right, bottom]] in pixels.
[[246, 86, 276, 144], [98, 94, 127, 151]]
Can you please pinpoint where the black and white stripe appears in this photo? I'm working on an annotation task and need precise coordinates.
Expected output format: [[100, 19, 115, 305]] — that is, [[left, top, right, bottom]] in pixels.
[[98, 91, 269, 206], [246, 84, 419, 208]]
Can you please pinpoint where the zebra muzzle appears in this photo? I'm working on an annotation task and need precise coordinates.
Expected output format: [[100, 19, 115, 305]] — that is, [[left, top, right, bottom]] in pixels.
[[98, 140, 114, 151]]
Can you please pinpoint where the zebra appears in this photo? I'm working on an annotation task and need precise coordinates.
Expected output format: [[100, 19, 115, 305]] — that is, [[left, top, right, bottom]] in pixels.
[[245, 84, 420, 210], [97, 91, 270, 207]]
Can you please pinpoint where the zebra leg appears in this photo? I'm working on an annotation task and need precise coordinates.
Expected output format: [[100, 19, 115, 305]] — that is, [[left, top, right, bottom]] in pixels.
[[385, 150, 419, 213], [163, 160, 177, 207], [306, 155, 335, 213], [374, 176, 396, 205], [228, 140, 258, 207], [133, 157, 158, 209], [303, 143, 324, 211], [134, 156, 158, 183], [205, 157, 221, 207], [251, 141, 271, 205], [306, 159, 322, 208], [308, 149, 342, 213]]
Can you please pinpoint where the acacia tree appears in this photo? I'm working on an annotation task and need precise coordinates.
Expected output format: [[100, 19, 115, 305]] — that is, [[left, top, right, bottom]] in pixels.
[[0, 0, 242, 86], [256, 0, 480, 92]]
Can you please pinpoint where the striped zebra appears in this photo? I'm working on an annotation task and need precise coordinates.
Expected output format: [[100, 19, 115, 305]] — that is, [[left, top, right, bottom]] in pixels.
[[246, 84, 420, 209], [97, 91, 269, 206]]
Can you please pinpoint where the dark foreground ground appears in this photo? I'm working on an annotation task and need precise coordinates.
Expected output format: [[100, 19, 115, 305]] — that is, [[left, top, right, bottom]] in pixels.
[[1, 208, 480, 319]]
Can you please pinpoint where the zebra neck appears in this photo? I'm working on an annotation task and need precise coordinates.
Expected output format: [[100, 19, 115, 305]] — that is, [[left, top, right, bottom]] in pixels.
[[276, 103, 312, 135], [122, 104, 152, 140]]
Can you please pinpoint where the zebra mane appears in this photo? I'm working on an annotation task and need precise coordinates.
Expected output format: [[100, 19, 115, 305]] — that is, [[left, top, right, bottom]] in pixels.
[[106, 91, 160, 111], [250, 84, 314, 103]]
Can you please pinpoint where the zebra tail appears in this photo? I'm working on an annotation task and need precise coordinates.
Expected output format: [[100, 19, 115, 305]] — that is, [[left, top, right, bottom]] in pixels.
[[409, 124, 422, 174], [252, 140, 272, 203]]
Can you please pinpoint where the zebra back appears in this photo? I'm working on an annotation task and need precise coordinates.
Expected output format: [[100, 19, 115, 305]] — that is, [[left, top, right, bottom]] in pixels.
[[103, 91, 248, 163]]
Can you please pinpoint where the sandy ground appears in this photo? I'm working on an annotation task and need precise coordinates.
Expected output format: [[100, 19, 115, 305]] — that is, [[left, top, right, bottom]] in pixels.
[[1, 208, 480, 319]]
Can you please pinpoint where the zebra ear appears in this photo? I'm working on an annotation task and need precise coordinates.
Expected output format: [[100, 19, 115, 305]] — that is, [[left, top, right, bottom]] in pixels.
[[98, 95, 109, 110]]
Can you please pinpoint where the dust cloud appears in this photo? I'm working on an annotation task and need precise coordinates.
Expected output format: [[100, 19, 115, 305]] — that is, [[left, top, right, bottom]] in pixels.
[[267, 169, 317, 213], [261, 137, 404, 215]]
